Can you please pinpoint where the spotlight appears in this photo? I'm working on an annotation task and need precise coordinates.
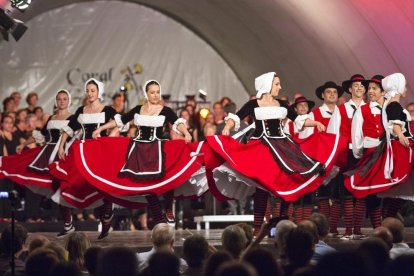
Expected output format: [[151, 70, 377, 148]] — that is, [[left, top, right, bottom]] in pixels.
[[0, 9, 27, 41], [185, 95, 195, 101], [198, 89, 207, 101], [199, 108, 210, 119], [10, 0, 31, 12]]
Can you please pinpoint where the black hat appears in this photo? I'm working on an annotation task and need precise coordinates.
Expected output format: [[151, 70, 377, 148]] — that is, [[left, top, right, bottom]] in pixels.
[[315, 81, 344, 100], [363, 75, 385, 91], [342, 74, 367, 94], [291, 96, 315, 111]]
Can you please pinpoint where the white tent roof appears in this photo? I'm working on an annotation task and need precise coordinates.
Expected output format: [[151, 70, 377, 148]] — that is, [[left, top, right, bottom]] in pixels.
[[4, 0, 414, 104]]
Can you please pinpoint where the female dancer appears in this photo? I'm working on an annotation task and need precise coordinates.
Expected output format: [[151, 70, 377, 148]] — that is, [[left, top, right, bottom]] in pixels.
[[50, 78, 117, 239], [69, 80, 205, 225], [204, 72, 347, 233], [0, 90, 72, 224]]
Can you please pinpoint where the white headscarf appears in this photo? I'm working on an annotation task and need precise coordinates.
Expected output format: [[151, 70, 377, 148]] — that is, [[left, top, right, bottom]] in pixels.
[[143, 80, 161, 100], [255, 72, 276, 98], [85, 78, 104, 101], [55, 89, 71, 107], [381, 72, 406, 180], [382, 73, 406, 99]]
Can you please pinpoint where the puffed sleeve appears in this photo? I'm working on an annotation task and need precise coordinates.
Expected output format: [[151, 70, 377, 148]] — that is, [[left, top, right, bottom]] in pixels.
[[104, 106, 117, 121], [229, 100, 256, 131], [115, 106, 141, 128], [298, 112, 315, 139], [164, 107, 179, 124], [386, 102, 407, 135], [63, 106, 83, 137]]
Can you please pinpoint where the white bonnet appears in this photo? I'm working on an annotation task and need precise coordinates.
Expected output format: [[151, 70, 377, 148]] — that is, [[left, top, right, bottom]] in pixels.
[[143, 80, 161, 100], [85, 78, 104, 101], [255, 72, 277, 98], [382, 73, 406, 99], [55, 89, 71, 107]]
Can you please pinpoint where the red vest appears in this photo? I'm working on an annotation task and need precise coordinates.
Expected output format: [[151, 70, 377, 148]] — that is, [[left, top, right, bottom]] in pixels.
[[312, 107, 331, 128], [410, 121, 414, 135], [338, 104, 353, 144], [361, 104, 384, 139], [288, 121, 299, 138]]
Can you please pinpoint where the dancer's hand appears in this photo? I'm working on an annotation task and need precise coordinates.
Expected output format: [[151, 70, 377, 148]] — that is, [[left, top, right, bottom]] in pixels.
[[398, 133, 409, 148], [16, 145, 24, 154], [92, 129, 101, 139], [58, 146, 66, 160], [316, 122, 326, 132], [222, 127, 231, 136], [184, 133, 192, 143]]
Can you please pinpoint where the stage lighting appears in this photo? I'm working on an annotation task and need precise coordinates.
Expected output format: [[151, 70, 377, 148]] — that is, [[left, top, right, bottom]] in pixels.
[[198, 89, 207, 101], [10, 0, 31, 12], [0, 8, 27, 41], [199, 108, 210, 119]]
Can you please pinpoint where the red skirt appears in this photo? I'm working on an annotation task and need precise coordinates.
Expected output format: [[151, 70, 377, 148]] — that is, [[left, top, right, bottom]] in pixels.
[[48, 146, 105, 209], [343, 140, 414, 198], [69, 137, 204, 206], [204, 132, 348, 202], [0, 147, 54, 196]]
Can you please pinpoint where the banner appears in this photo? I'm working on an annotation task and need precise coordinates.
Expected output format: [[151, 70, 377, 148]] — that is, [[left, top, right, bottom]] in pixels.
[[0, 1, 248, 113]]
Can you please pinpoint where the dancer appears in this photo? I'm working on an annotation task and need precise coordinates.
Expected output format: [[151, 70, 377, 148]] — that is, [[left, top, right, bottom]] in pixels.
[[50, 78, 117, 239], [204, 72, 347, 234], [70, 80, 205, 225]]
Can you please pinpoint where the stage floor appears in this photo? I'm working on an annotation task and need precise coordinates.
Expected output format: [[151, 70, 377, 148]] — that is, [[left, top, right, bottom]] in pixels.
[[24, 227, 414, 254]]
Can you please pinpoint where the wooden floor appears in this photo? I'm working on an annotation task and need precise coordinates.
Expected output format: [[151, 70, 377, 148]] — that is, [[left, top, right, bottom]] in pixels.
[[25, 227, 414, 254]]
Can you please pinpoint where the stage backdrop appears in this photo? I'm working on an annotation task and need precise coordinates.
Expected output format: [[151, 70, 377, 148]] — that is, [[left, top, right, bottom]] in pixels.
[[0, 1, 248, 113]]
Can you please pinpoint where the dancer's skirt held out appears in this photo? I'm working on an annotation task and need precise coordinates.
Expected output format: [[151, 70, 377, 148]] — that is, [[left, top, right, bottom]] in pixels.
[[344, 140, 414, 199], [204, 132, 348, 202], [68, 137, 206, 207]]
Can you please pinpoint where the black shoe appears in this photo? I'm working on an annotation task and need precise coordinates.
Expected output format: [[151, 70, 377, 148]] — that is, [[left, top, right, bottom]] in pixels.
[[164, 214, 176, 227], [57, 224, 75, 237], [97, 216, 113, 240]]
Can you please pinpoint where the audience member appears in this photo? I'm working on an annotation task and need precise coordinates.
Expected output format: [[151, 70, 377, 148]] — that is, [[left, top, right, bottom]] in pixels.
[[65, 232, 91, 272], [371, 226, 394, 251], [215, 260, 257, 276], [242, 248, 281, 276], [96, 247, 138, 276], [382, 217, 414, 259], [204, 250, 233, 276], [0, 223, 28, 275], [357, 237, 390, 276], [142, 251, 180, 276], [84, 246, 102, 276], [309, 213, 336, 262], [28, 235, 49, 253], [137, 223, 187, 273], [182, 234, 209, 276], [283, 227, 314, 276], [314, 251, 368, 276], [221, 225, 248, 259], [49, 262, 82, 276], [25, 248, 60, 276], [25, 92, 39, 114]]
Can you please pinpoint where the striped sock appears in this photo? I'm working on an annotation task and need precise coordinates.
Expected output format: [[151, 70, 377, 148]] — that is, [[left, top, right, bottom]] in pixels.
[[368, 206, 382, 229], [146, 195, 165, 224], [343, 199, 354, 235], [329, 200, 341, 234], [253, 189, 269, 234], [353, 198, 366, 234], [318, 199, 330, 218]]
